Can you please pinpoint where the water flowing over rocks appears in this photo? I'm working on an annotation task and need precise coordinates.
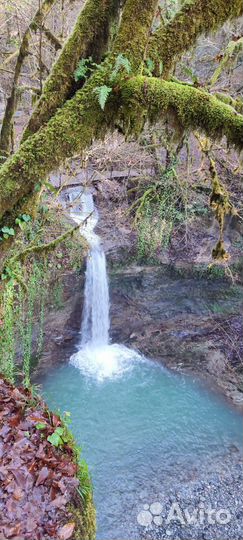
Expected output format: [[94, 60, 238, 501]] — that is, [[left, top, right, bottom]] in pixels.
[[34, 185, 243, 540]]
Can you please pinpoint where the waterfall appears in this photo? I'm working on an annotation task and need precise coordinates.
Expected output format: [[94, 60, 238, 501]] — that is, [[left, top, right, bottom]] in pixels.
[[72, 191, 110, 347], [68, 187, 142, 380]]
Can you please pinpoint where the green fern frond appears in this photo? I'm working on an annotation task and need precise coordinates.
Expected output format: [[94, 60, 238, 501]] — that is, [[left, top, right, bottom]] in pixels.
[[74, 57, 93, 82], [93, 85, 113, 110], [110, 54, 131, 82]]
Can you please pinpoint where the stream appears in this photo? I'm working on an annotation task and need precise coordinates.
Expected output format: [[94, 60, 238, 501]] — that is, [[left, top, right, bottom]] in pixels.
[[40, 190, 243, 540]]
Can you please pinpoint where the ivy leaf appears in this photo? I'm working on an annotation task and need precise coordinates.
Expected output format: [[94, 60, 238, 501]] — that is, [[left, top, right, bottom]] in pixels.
[[1, 226, 15, 236], [47, 432, 62, 447], [21, 214, 31, 222], [93, 85, 112, 110], [36, 422, 47, 430], [54, 426, 64, 436]]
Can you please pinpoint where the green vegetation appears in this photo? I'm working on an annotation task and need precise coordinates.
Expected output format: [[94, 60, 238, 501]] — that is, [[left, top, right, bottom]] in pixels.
[[134, 157, 186, 261], [0, 208, 85, 386], [23, 0, 120, 139]]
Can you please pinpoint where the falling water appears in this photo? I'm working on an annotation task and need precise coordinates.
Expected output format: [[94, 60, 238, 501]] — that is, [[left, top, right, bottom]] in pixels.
[[68, 188, 141, 380], [76, 192, 109, 346]]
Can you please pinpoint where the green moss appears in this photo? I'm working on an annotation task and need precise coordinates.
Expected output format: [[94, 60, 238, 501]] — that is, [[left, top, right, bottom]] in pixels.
[[69, 492, 96, 540], [1, 75, 242, 222], [0, 0, 58, 156], [148, 0, 243, 77], [23, 0, 120, 140], [0, 0, 160, 220], [119, 77, 243, 148], [113, 0, 158, 71], [215, 92, 243, 114]]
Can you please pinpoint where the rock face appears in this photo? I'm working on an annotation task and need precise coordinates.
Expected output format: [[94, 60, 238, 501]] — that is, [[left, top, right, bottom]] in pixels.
[[33, 272, 84, 378], [109, 265, 243, 407]]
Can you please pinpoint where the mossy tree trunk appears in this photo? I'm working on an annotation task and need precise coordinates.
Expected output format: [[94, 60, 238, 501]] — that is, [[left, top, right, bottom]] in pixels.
[[22, 0, 122, 140], [0, 0, 242, 225]]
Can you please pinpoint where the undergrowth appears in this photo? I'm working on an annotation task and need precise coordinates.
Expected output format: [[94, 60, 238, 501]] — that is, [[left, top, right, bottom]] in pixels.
[[134, 156, 187, 261], [0, 205, 85, 386]]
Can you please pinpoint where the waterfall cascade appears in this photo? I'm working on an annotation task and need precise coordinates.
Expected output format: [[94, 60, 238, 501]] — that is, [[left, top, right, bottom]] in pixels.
[[71, 191, 109, 346], [68, 188, 141, 380]]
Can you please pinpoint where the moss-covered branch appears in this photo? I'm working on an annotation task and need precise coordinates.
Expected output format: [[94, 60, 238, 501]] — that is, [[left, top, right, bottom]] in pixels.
[[5, 223, 81, 269], [112, 0, 158, 70], [148, 0, 243, 77], [0, 75, 242, 222], [0, 0, 158, 221], [0, 0, 58, 158], [22, 0, 121, 140], [119, 77, 243, 148]]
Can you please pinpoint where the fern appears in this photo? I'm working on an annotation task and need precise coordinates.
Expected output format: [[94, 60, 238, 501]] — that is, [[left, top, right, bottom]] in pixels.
[[74, 57, 92, 82], [92, 55, 131, 110], [110, 53, 131, 82], [93, 85, 113, 110], [144, 58, 155, 76]]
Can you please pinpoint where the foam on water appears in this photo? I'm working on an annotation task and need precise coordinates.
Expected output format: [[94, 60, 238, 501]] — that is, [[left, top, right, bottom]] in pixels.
[[70, 343, 144, 381]]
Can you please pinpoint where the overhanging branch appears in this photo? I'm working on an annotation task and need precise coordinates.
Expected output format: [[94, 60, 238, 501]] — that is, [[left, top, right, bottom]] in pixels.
[[120, 77, 243, 148], [0, 76, 242, 223], [148, 0, 243, 77]]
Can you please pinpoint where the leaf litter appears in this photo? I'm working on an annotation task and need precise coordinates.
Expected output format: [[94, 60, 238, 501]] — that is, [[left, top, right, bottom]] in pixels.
[[0, 377, 81, 540]]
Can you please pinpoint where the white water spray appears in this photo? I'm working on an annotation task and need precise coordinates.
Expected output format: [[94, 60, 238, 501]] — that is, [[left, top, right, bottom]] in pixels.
[[68, 188, 142, 380]]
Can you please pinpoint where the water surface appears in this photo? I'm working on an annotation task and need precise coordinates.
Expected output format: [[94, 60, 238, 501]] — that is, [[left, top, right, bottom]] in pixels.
[[41, 347, 243, 539]]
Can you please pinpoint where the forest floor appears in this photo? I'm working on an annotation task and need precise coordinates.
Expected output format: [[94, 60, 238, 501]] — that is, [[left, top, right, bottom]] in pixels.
[[0, 377, 87, 540]]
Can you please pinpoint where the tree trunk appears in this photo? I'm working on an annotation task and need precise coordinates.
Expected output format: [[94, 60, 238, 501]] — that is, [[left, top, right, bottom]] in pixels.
[[22, 0, 122, 141], [0, 0, 59, 159]]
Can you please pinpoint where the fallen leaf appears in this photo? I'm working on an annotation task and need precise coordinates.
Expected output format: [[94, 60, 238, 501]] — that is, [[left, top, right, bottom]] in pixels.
[[35, 467, 49, 486], [58, 522, 75, 540]]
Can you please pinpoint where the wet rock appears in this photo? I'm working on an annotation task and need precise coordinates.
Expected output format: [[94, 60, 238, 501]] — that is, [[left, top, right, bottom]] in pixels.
[[110, 266, 243, 407]]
